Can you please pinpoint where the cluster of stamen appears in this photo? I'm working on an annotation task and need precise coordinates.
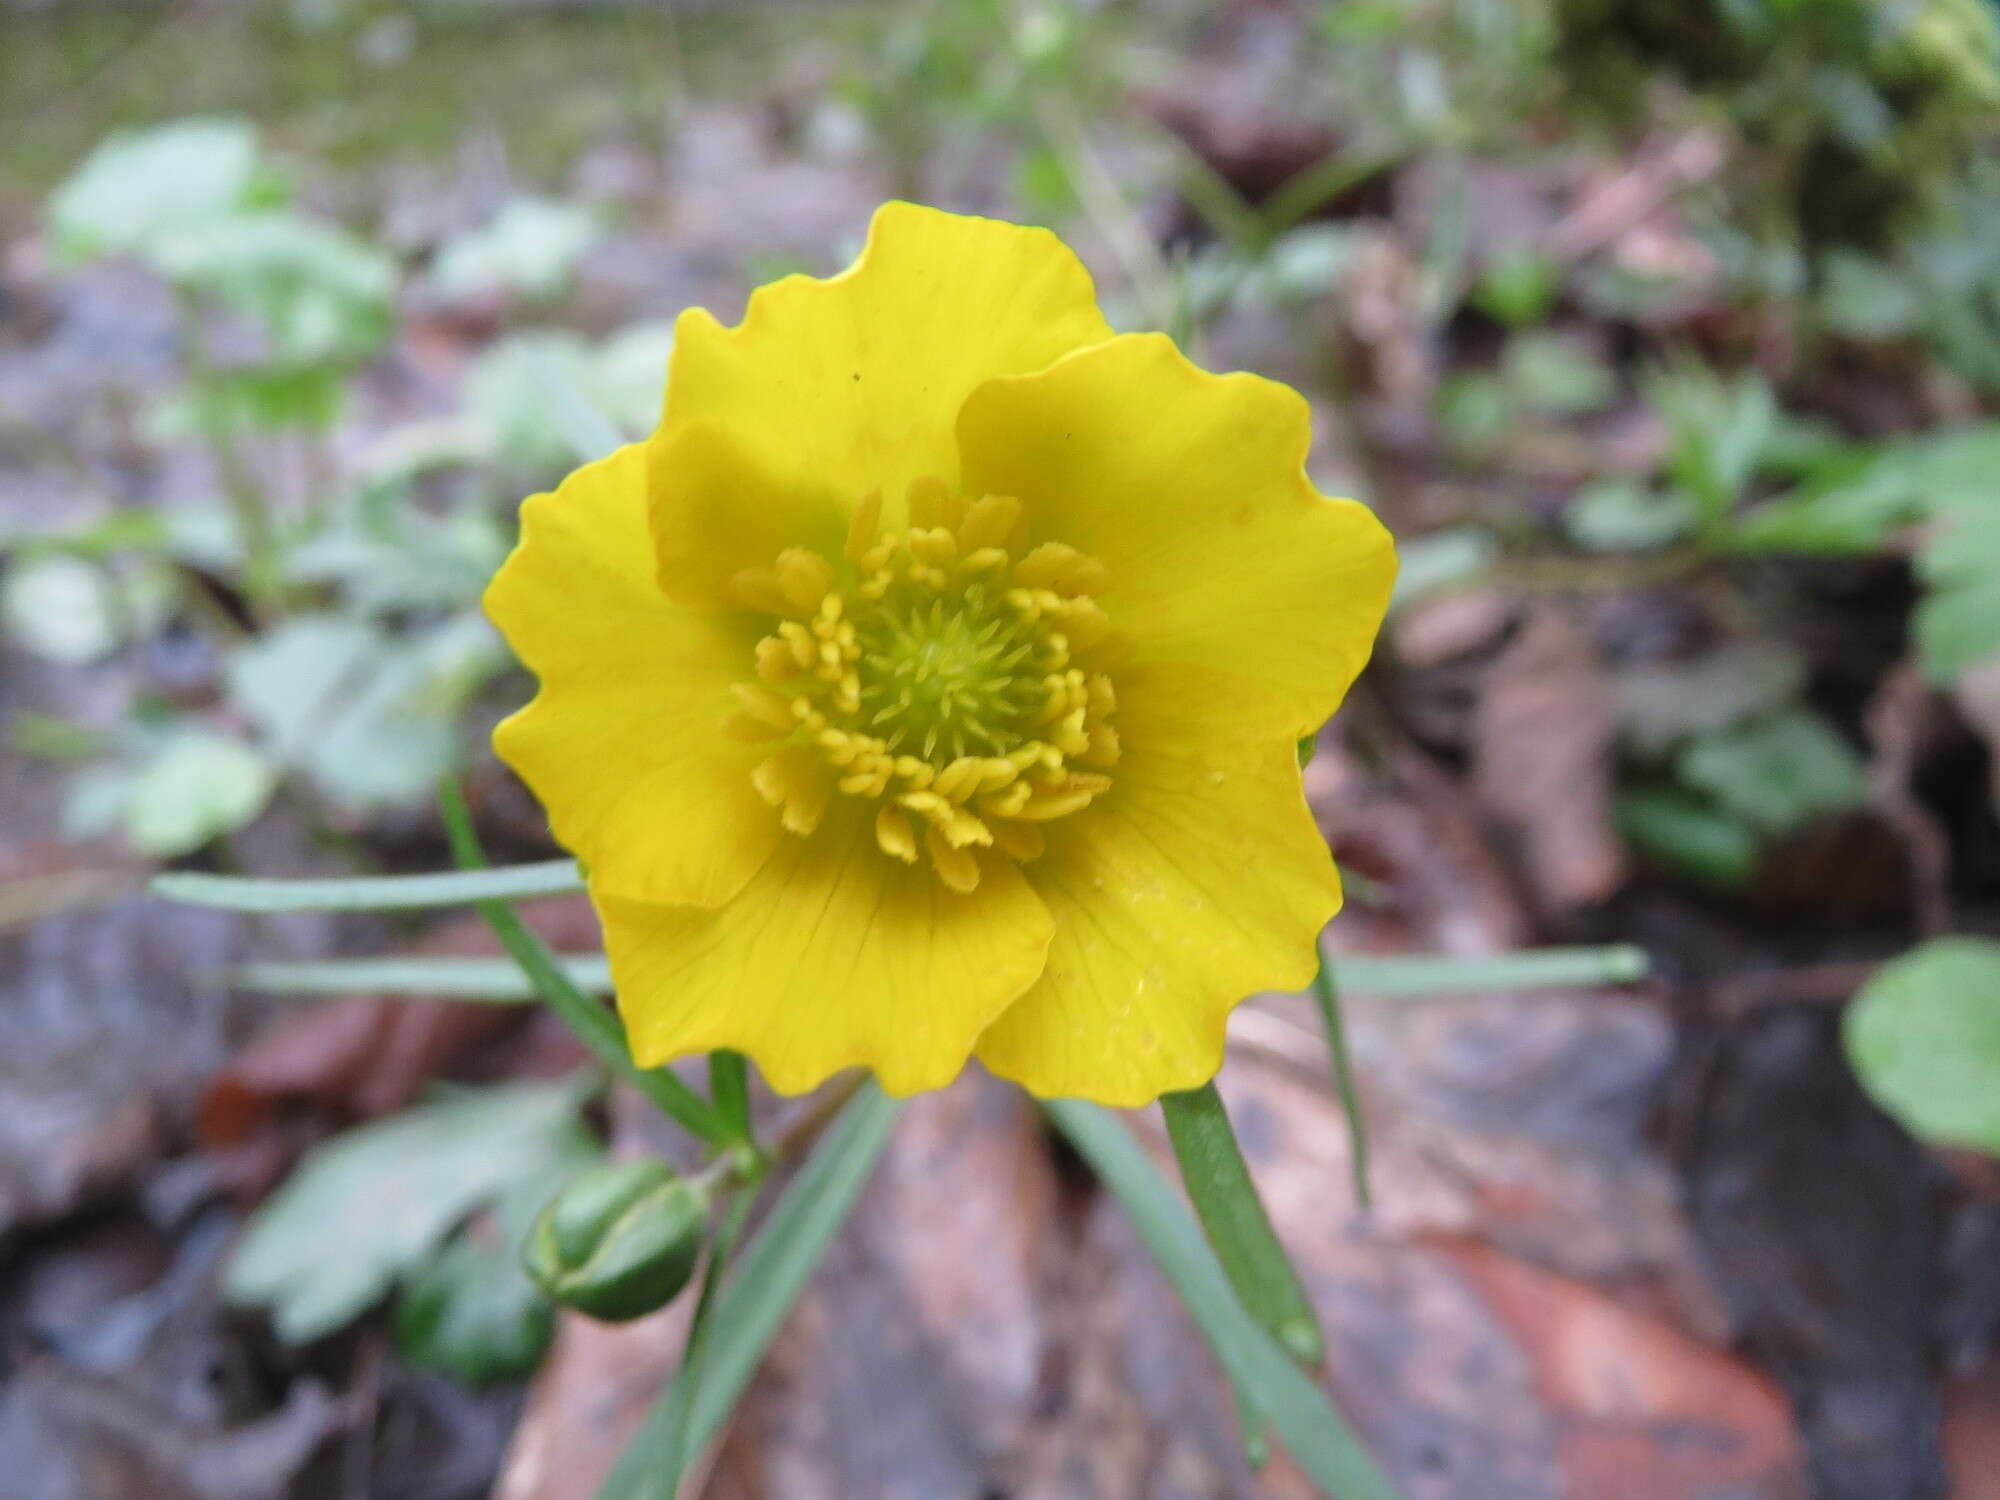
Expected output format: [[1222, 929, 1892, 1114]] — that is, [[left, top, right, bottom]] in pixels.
[[725, 478, 1120, 892]]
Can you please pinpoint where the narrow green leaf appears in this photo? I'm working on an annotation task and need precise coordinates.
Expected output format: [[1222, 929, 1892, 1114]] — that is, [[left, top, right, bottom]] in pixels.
[[660, 1189, 758, 1483], [211, 946, 1648, 1004], [1329, 945, 1647, 997], [1310, 953, 1372, 1210], [1044, 1100, 1403, 1500], [1161, 1082, 1325, 1367], [596, 1083, 902, 1500], [229, 954, 607, 999], [152, 859, 582, 912], [435, 783, 732, 1149]]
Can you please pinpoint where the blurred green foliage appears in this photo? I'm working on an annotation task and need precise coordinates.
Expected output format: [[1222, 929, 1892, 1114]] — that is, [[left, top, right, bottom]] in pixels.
[[224, 1077, 600, 1368], [1845, 937, 2000, 1155]]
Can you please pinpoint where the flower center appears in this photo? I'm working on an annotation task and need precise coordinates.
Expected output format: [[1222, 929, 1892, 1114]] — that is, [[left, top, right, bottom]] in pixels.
[[724, 478, 1120, 892], [853, 586, 1041, 762]]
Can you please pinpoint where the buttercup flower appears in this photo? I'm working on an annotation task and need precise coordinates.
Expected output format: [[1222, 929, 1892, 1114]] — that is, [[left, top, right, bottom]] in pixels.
[[485, 202, 1395, 1106]]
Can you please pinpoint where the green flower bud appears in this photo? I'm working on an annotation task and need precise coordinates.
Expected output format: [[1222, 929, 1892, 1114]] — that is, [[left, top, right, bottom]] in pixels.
[[523, 1159, 709, 1322]]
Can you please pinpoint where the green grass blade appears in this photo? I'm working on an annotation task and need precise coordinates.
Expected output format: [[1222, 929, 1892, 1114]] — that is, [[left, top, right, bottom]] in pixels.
[[1328, 945, 1647, 997], [1044, 1099, 1403, 1500], [435, 783, 732, 1149], [208, 945, 1648, 1004], [1311, 954, 1373, 1210], [659, 1188, 759, 1484], [151, 861, 583, 913], [1160, 1082, 1325, 1367], [596, 1083, 902, 1500], [228, 955, 608, 999]]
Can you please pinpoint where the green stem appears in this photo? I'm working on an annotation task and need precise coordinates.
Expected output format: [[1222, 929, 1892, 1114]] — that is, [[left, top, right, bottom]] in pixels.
[[436, 782, 734, 1150], [709, 1050, 754, 1149]]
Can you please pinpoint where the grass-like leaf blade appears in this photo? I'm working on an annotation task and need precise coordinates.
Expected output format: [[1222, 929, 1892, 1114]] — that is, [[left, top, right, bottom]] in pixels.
[[152, 859, 582, 912], [596, 1082, 902, 1500], [1044, 1099, 1404, 1500], [1160, 1081, 1325, 1367], [1311, 952, 1373, 1209], [215, 946, 1647, 1003]]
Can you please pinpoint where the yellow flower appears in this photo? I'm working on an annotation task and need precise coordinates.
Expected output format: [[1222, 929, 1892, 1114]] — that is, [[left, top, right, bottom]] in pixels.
[[485, 203, 1395, 1106]]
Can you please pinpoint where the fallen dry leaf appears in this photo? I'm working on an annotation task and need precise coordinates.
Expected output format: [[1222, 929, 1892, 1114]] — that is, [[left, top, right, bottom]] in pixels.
[[1473, 605, 1627, 911], [1441, 1241, 1804, 1500], [1944, 1364, 2000, 1500], [706, 1075, 1061, 1500]]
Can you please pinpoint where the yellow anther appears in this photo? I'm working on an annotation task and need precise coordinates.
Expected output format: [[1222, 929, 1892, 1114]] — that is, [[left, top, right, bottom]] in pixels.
[[941, 809, 994, 848], [925, 825, 981, 894], [960, 546, 1009, 574], [1035, 680, 1072, 724], [1051, 708, 1090, 758], [1013, 787, 1098, 821], [754, 636, 800, 683], [1083, 723, 1121, 767], [908, 527, 958, 570], [885, 755, 930, 789], [875, 805, 919, 863], [979, 782, 1033, 819], [845, 488, 883, 562], [751, 748, 831, 836], [898, 789, 952, 824], [978, 757, 1020, 791], [777, 621, 817, 669], [776, 549, 833, 612], [957, 494, 1021, 551], [1014, 543, 1110, 596], [732, 568, 794, 616], [931, 756, 985, 803], [839, 766, 888, 797], [1088, 675, 1116, 716]]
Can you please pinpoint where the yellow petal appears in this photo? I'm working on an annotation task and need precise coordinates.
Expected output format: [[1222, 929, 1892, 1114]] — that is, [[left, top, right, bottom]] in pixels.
[[657, 202, 1112, 530], [485, 445, 781, 908], [596, 804, 1055, 1097], [974, 664, 1342, 1106], [647, 419, 848, 611], [958, 332, 1397, 736]]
